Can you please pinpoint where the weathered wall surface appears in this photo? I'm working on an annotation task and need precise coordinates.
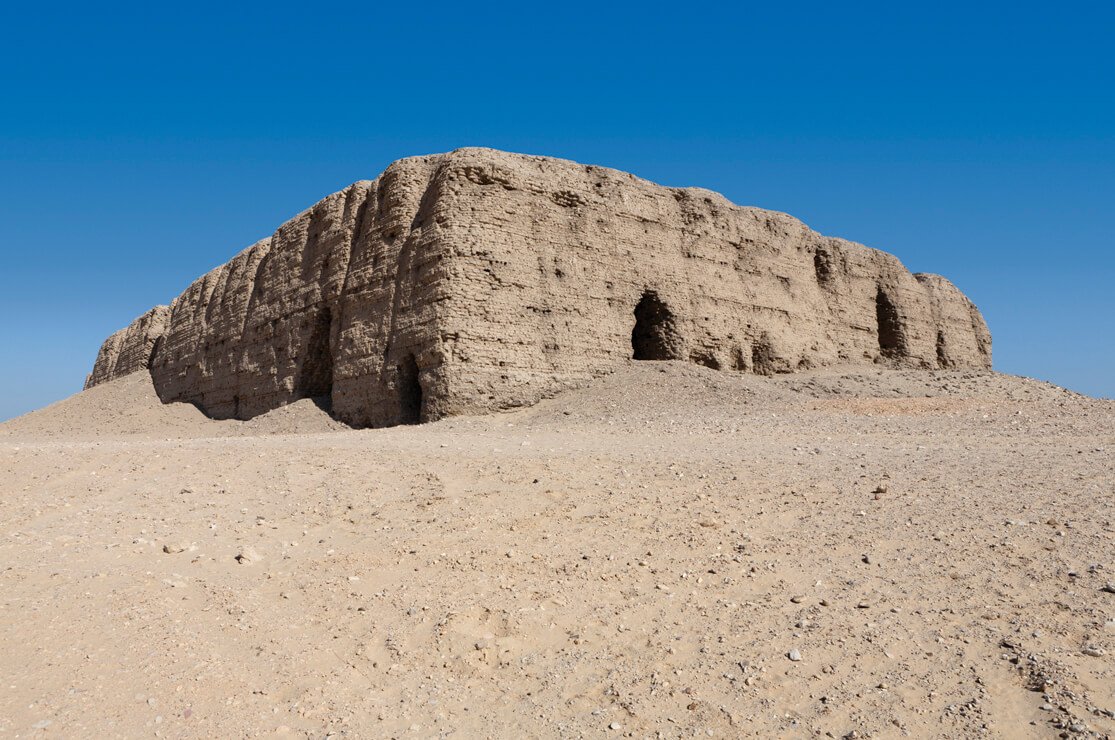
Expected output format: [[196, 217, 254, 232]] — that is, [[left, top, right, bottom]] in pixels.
[[85, 306, 170, 389], [87, 148, 992, 426], [145, 157, 455, 427], [426, 150, 993, 418]]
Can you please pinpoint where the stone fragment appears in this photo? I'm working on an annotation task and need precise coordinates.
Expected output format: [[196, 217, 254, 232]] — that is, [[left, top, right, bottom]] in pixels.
[[235, 546, 263, 565]]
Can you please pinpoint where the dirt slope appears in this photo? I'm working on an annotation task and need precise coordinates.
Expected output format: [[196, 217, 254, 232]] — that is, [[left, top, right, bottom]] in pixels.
[[1, 365, 1111, 738], [1, 372, 346, 439]]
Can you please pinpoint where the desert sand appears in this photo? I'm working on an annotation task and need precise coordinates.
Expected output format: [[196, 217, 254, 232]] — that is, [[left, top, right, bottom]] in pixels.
[[1, 364, 1112, 738]]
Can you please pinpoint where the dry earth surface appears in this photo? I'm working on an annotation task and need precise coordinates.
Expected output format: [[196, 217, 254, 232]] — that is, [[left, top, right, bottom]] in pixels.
[[1, 364, 1112, 739]]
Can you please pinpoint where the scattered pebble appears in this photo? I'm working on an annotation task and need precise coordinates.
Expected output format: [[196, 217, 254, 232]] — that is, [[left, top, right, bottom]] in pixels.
[[235, 546, 263, 564]]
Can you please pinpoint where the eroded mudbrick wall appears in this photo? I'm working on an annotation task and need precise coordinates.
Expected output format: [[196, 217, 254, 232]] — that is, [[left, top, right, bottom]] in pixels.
[[85, 306, 169, 389], [87, 148, 992, 427]]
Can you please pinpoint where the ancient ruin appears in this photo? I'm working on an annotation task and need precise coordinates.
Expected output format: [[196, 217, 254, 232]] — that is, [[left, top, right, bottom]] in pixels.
[[86, 148, 991, 427]]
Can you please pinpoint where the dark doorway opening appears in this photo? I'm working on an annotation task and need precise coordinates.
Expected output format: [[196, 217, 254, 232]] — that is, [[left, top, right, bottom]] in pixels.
[[752, 335, 776, 376], [398, 353, 423, 424], [875, 288, 905, 358], [296, 307, 334, 403], [631, 290, 680, 361]]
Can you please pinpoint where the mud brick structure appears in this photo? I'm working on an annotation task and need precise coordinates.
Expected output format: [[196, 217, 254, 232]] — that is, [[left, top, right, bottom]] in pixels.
[[86, 148, 991, 426]]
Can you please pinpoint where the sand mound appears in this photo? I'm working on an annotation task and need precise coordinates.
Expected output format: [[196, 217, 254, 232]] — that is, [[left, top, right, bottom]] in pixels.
[[511, 362, 797, 430], [235, 398, 349, 435], [0, 372, 210, 438], [0, 372, 347, 439], [769, 366, 1090, 403]]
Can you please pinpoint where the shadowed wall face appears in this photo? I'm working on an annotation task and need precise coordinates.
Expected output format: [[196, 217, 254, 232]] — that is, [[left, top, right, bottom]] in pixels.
[[85, 149, 992, 427]]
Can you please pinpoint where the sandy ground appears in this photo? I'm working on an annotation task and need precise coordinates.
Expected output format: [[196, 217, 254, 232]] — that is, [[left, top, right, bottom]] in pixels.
[[0, 364, 1112, 739]]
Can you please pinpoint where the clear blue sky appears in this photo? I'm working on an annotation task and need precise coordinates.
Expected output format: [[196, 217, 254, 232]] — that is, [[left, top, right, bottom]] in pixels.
[[2, 1, 1112, 420]]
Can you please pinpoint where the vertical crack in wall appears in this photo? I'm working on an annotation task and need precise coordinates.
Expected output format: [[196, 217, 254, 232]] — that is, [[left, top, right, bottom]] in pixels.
[[936, 330, 951, 368]]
